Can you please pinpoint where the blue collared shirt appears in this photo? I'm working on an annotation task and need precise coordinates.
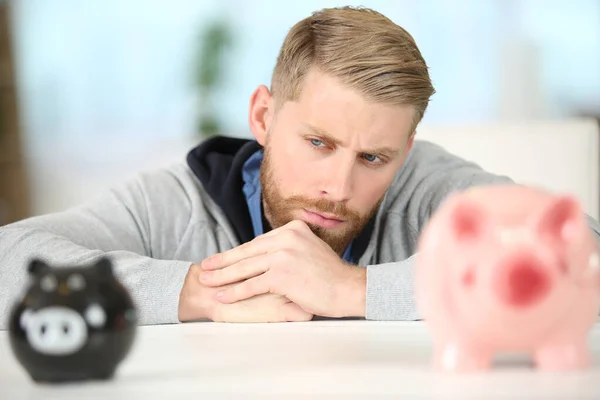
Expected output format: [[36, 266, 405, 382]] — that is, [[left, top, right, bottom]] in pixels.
[[241, 149, 354, 263]]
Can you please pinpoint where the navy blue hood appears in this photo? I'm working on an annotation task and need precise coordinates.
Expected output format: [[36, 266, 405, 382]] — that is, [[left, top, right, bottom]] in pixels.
[[186, 135, 375, 263]]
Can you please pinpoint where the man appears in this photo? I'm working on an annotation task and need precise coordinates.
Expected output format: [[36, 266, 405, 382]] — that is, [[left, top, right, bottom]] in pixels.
[[0, 6, 598, 330]]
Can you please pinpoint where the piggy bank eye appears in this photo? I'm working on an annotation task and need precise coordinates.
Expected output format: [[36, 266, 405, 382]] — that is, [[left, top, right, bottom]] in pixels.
[[589, 252, 600, 273], [40, 275, 57, 292], [66, 274, 86, 291], [85, 304, 106, 328], [20, 309, 33, 329]]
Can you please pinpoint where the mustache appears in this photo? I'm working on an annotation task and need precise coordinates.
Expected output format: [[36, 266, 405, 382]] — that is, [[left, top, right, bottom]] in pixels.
[[284, 196, 359, 220]]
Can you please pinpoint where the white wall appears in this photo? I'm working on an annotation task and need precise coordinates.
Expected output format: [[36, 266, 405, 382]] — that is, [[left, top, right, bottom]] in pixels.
[[6, 0, 600, 216]]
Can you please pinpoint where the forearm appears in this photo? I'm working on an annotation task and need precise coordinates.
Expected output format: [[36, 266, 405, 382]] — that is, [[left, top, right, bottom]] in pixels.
[[0, 172, 194, 329], [336, 265, 367, 318], [0, 225, 191, 329], [364, 254, 421, 321], [361, 213, 600, 321], [584, 214, 600, 248]]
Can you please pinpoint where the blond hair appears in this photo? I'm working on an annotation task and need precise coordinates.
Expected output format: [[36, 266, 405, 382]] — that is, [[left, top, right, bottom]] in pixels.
[[271, 6, 435, 129]]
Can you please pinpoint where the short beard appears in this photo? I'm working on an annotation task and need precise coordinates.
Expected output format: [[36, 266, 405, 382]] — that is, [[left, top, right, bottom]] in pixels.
[[259, 142, 382, 255]]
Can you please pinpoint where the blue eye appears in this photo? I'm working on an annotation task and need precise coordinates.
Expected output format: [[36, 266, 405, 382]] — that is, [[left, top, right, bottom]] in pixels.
[[363, 154, 380, 163], [310, 139, 324, 147]]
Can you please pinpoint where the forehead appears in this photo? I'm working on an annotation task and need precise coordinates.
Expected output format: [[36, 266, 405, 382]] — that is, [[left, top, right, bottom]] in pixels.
[[39, 268, 90, 278], [287, 69, 415, 146]]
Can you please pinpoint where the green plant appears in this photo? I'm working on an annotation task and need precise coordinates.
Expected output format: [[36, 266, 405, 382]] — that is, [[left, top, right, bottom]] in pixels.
[[193, 18, 233, 138]]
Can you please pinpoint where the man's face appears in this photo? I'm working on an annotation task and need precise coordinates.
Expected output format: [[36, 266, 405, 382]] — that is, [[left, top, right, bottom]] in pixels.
[[255, 69, 416, 255]]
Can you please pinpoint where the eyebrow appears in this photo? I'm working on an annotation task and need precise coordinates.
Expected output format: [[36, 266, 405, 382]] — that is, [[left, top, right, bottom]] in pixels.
[[303, 124, 401, 157]]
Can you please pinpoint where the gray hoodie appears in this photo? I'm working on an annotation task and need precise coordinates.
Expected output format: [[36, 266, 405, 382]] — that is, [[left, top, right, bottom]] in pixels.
[[1, 137, 598, 329]]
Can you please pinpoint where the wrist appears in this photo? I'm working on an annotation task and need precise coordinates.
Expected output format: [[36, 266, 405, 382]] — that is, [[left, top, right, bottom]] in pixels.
[[178, 263, 211, 322], [336, 264, 366, 318]]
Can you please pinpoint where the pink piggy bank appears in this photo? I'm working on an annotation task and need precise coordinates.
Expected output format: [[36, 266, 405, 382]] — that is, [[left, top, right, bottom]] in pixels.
[[415, 184, 600, 372]]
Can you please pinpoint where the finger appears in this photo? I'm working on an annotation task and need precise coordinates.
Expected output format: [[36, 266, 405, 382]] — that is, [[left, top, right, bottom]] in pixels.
[[281, 302, 313, 322], [200, 253, 276, 287], [201, 235, 276, 271], [201, 218, 313, 271], [263, 220, 310, 236], [214, 275, 271, 303], [201, 221, 309, 271]]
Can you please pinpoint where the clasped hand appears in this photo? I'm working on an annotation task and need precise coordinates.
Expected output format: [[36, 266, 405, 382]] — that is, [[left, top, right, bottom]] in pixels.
[[184, 220, 366, 322]]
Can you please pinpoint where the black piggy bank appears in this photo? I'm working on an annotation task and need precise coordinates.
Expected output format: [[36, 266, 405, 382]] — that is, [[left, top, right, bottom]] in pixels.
[[8, 257, 138, 383]]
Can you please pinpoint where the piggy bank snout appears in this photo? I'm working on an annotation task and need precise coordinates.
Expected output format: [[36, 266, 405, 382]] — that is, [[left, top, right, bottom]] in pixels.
[[495, 256, 552, 308], [21, 307, 89, 356], [18, 303, 109, 357]]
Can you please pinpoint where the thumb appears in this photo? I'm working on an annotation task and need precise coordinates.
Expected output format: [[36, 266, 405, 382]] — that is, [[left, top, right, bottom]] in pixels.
[[281, 302, 313, 322]]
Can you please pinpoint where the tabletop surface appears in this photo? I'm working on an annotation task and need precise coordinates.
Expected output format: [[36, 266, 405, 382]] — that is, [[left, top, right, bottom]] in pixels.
[[1, 320, 599, 399]]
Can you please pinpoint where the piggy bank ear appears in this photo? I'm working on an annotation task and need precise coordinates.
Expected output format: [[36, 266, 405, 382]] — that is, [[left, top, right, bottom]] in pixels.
[[93, 257, 114, 278], [450, 198, 488, 242], [27, 259, 50, 276], [537, 195, 581, 243]]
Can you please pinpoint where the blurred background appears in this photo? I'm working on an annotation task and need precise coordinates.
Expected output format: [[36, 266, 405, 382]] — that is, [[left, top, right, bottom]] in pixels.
[[1, 0, 599, 225]]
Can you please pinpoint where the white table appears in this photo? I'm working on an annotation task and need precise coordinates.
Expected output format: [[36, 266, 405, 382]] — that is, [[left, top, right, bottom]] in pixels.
[[1, 320, 599, 399]]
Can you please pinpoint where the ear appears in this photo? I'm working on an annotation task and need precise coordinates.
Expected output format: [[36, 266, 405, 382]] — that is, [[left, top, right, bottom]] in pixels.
[[450, 198, 488, 242], [405, 130, 416, 154], [28, 259, 49, 276], [406, 130, 416, 149], [537, 195, 581, 243], [248, 85, 273, 146], [93, 257, 114, 277]]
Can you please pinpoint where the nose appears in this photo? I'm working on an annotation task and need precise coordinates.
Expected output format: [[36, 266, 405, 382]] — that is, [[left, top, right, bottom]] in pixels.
[[496, 257, 551, 308], [320, 158, 354, 202]]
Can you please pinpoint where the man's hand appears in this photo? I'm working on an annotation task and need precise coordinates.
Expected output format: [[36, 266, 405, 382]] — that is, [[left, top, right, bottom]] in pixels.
[[199, 220, 366, 318], [178, 263, 313, 323]]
